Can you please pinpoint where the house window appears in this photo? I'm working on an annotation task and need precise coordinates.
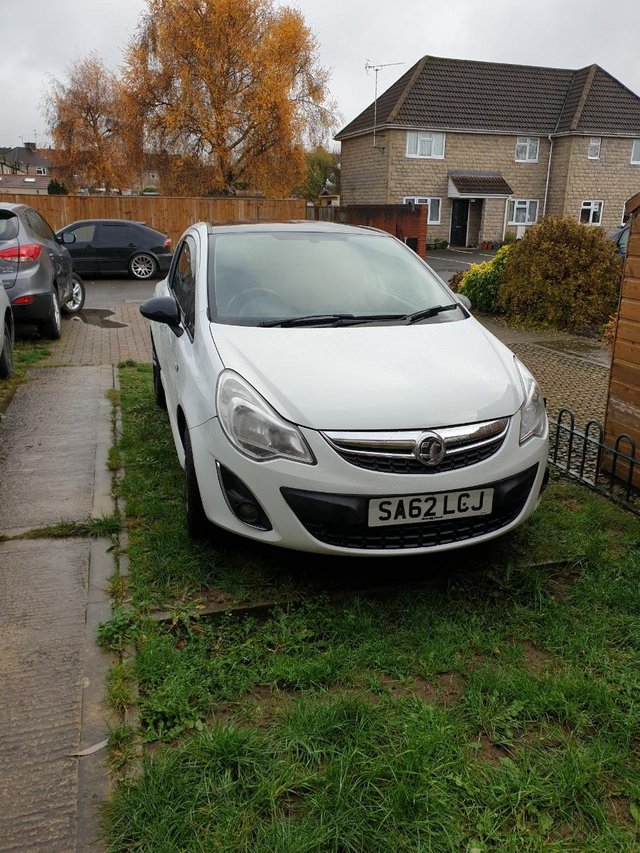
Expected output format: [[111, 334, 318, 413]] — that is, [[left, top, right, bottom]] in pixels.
[[515, 137, 539, 162], [507, 199, 538, 225], [406, 131, 445, 159], [403, 196, 441, 224], [36, 166, 47, 175], [580, 200, 603, 225], [631, 139, 640, 164], [587, 137, 601, 159]]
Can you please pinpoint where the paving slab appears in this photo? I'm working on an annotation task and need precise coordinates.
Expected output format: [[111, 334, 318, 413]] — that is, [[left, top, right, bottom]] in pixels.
[[0, 367, 110, 537], [0, 539, 89, 852]]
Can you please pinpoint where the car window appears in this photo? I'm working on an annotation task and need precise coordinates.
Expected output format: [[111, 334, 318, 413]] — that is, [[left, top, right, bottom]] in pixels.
[[68, 223, 96, 242], [25, 209, 55, 242], [97, 223, 131, 246], [208, 231, 452, 324], [0, 213, 19, 242], [170, 238, 197, 336]]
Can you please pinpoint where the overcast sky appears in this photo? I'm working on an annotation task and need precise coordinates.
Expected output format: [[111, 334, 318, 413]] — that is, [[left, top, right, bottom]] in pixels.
[[2, 0, 639, 149]]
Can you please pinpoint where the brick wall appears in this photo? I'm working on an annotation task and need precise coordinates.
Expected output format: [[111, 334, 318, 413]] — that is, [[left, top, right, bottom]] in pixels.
[[560, 136, 640, 231], [340, 129, 640, 243], [340, 133, 389, 204]]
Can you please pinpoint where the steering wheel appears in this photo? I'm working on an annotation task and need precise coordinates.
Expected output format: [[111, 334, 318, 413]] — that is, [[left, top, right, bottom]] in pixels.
[[225, 287, 292, 315]]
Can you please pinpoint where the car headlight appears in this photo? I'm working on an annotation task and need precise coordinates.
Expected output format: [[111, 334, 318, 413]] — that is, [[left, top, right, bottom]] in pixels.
[[514, 357, 547, 444], [216, 370, 315, 464]]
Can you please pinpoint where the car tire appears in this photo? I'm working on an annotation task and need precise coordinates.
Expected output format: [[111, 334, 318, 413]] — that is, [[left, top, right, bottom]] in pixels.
[[151, 338, 167, 410], [0, 320, 14, 378], [184, 428, 210, 540], [38, 288, 62, 339], [61, 273, 86, 315], [129, 253, 158, 280]]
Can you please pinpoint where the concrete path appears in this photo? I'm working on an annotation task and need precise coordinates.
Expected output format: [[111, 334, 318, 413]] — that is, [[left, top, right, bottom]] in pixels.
[[0, 366, 114, 852]]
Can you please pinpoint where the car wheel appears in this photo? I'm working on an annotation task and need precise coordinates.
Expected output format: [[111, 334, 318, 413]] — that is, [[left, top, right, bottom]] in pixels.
[[38, 288, 62, 339], [130, 253, 157, 280], [0, 320, 14, 378], [61, 273, 86, 315], [184, 428, 210, 540], [151, 338, 167, 410]]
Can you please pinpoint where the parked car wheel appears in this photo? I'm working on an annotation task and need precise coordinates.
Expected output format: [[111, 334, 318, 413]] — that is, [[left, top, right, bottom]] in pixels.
[[38, 288, 62, 339], [0, 319, 14, 378], [130, 253, 157, 280], [152, 339, 167, 410], [61, 273, 86, 315], [184, 429, 210, 540]]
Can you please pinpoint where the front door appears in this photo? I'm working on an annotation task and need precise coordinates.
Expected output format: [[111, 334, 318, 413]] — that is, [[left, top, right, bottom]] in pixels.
[[450, 200, 469, 247]]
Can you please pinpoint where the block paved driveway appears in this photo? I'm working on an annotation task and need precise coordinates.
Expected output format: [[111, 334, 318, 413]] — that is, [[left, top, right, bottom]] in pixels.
[[48, 274, 611, 429]]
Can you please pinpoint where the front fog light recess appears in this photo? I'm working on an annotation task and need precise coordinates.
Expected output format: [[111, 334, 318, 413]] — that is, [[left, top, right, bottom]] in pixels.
[[216, 370, 315, 464], [514, 357, 547, 444]]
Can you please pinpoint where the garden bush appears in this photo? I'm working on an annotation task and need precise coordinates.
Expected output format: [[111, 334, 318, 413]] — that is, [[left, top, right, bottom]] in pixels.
[[458, 244, 511, 313], [500, 216, 621, 332]]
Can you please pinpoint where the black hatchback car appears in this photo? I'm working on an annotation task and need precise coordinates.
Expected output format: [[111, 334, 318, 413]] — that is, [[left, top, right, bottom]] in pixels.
[[56, 219, 172, 279]]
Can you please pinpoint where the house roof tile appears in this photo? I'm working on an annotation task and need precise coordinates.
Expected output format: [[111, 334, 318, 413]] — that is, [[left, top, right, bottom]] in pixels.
[[336, 56, 640, 140]]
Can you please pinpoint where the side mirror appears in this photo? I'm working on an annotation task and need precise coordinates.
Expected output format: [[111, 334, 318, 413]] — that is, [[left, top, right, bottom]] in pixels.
[[57, 231, 75, 244], [140, 296, 184, 337], [457, 294, 472, 311]]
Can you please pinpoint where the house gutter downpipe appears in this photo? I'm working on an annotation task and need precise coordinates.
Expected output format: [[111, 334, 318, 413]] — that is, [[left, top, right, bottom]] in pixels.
[[543, 135, 553, 216]]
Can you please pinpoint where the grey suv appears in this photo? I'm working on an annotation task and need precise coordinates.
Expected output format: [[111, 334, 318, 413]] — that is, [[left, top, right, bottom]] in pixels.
[[0, 203, 85, 338]]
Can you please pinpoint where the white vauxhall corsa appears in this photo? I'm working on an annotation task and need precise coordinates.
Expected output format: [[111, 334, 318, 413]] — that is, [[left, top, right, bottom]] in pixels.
[[141, 221, 549, 556]]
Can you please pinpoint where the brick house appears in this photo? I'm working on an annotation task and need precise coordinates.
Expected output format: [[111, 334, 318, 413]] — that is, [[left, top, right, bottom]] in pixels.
[[335, 57, 640, 247]]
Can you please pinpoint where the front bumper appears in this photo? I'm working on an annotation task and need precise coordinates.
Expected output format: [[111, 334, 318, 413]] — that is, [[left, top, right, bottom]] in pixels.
[[190, 415, 549, 556]]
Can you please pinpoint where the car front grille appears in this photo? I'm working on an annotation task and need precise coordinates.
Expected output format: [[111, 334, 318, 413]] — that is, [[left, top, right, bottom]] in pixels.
[[322, 418, 509, 475], [303, 504, 523, 550], [281, 463, 538, 551]]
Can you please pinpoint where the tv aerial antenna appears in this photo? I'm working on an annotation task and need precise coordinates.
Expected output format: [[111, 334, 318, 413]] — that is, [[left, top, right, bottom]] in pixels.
[[365, 60, 404, 151]]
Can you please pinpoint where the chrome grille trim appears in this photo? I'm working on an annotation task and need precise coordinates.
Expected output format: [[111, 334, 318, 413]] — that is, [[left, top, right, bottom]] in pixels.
[[323, 418, 509, 460]]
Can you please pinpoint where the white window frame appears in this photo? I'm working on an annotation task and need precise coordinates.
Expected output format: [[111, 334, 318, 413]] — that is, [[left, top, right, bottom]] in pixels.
[[515, 136, 539, 163], [406, 131, 446, 160], [507, 199, 538, 225], [631, 139, 640, 165], [580, 200, 604, 225], [403, 196, 441, 225], [36, 166, 48, 175], [587, 137, 601, 159]]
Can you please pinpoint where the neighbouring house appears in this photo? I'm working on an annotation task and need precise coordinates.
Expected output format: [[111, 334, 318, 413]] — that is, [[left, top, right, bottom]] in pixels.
[[0, 143, 55, 195], [335, 57, 640, 247]]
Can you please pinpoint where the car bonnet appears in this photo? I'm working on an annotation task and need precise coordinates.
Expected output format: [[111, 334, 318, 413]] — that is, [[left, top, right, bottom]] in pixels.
[[210, 317, 524, 431]]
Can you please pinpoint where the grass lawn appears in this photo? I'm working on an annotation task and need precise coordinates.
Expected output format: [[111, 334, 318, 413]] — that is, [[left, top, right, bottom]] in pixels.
[[103, 364, 640, 852], [0, 333, 51, 413]]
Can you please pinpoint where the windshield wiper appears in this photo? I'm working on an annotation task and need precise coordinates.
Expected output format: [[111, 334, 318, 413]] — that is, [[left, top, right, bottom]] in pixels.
[[405, 303, 460, 324], [259, 314, 356, 328], [259, 313, 404, 328]]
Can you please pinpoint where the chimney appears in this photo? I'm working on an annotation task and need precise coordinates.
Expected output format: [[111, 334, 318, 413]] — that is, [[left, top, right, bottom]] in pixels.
[[24, 142, 36, 151]]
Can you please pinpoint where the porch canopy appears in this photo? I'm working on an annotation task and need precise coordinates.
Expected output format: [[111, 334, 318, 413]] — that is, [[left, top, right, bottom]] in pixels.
[[448, 170, 513, 199]]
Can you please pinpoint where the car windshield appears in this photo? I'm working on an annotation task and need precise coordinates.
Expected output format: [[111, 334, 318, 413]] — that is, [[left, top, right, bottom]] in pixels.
[[208, 231, 460, 326]]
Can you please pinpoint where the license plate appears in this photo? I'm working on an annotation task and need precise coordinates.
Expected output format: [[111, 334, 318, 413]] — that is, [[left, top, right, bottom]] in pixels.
[[368, 488, 494, 527]]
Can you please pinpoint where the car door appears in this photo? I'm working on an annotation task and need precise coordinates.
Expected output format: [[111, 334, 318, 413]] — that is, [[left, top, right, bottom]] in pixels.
[[25, 209, 73, 301], [95, 222, 135, 275], [60, 222, 99, 275], [157, 236, 198, 418]]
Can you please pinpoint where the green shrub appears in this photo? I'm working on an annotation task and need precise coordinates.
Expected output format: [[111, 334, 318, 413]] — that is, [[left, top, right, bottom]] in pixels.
[[500, 216, 622, 331], [458, 244, 511, 313]]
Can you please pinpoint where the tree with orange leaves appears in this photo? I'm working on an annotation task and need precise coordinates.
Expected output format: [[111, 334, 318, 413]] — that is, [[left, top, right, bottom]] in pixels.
[[45, 54, 132, 192], [121, 0, 336, 196]]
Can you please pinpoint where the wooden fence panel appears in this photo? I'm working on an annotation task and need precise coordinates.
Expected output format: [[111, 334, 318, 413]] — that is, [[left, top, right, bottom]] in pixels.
[[0, 194, 306, 247]]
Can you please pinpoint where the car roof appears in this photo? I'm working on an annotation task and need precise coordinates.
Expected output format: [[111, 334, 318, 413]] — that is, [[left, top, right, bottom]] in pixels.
[[62, 219, 145, 227], [205, 220, 389, 237], [0, 202, 26, 213]]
